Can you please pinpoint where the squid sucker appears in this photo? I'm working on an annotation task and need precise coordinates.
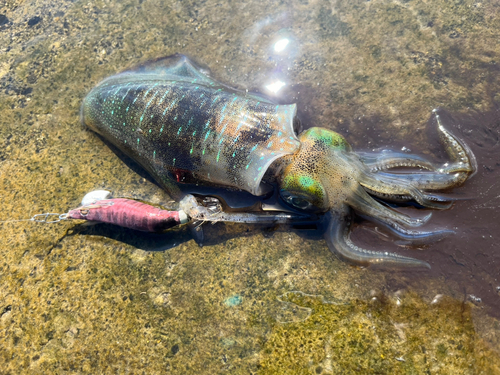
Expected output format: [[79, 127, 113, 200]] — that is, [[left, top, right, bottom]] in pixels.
[[81, 54, 476, 269]]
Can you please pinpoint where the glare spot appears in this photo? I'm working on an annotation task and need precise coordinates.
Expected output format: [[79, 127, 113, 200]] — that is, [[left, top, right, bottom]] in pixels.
[[274, 38, 289, 52], [265, 80, 286, 94]]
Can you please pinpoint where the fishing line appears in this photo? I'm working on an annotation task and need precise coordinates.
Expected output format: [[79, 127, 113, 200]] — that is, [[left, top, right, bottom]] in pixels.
[[0, 190, 112, 225], [0, 213, 68, 224]]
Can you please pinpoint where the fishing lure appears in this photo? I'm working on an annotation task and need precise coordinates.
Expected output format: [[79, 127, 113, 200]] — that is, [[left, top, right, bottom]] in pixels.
[[80, 54, 476, 268], [67, 198, 188, 232], [0, 189, 301, 233], [65, 191, 299, 232]]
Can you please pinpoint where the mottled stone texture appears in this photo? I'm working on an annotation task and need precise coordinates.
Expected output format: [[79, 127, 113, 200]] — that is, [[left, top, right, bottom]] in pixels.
[[0, 0, 499, 373]]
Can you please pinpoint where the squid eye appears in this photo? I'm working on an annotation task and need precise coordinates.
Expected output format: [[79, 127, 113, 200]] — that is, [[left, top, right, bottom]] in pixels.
[[290, 197, 312, 210], [281, 192, 314, 210]]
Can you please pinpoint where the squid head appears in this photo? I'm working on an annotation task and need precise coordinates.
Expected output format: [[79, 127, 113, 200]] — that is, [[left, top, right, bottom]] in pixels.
[[279, 127, 358, 213], [278, 118, 474, 269]]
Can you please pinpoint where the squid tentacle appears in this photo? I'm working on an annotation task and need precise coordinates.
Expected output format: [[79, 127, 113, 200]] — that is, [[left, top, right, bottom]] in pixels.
[[358, 151, 436, 173], [358, 170, 450, 209], [433, 109, 476, 177], [361, 182, 453, 209], [350, 186, 452, 243], [362, 185, 454, 203], [325, 208, 430, 268], [358, 213, 454, 245], [363, 171, 470, 196], [357, 110, 475, 203], [347, 184, 431, 228]]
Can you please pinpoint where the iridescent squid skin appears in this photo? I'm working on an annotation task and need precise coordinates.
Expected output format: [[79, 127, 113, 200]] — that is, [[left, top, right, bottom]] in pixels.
[[82, 56, 300, 198], [82, 55, 476, 269]]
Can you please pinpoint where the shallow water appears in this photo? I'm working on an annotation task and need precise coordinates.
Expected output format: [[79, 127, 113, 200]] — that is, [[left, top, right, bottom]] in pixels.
[[1, 0, 500, 373]]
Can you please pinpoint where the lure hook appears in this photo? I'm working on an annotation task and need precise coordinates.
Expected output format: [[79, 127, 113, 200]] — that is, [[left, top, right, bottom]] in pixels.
[[30, 213, 68, 223]]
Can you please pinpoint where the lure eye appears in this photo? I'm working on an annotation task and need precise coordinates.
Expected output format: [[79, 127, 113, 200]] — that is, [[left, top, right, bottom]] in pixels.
[[80, 209, 89, 216]]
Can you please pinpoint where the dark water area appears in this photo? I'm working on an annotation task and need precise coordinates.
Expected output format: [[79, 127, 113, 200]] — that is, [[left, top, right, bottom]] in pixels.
[[347, 106, 500, 317], [271, 61, 500, 317], [424, 107, 500, 316]]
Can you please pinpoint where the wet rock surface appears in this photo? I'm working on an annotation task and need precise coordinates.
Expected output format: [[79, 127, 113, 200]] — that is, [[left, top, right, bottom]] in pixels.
[[0, 0, 499, 373]]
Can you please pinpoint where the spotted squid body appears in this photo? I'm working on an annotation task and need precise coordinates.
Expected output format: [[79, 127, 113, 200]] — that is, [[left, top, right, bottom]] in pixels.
[[82, 55, 475, 269]]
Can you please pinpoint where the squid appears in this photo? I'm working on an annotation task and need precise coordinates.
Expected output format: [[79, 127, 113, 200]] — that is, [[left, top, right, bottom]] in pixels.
[[80, 54, 475, 269]]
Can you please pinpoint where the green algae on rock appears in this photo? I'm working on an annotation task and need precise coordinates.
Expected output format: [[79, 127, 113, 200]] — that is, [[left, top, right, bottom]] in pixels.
[[259, 291, 500, 374]]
